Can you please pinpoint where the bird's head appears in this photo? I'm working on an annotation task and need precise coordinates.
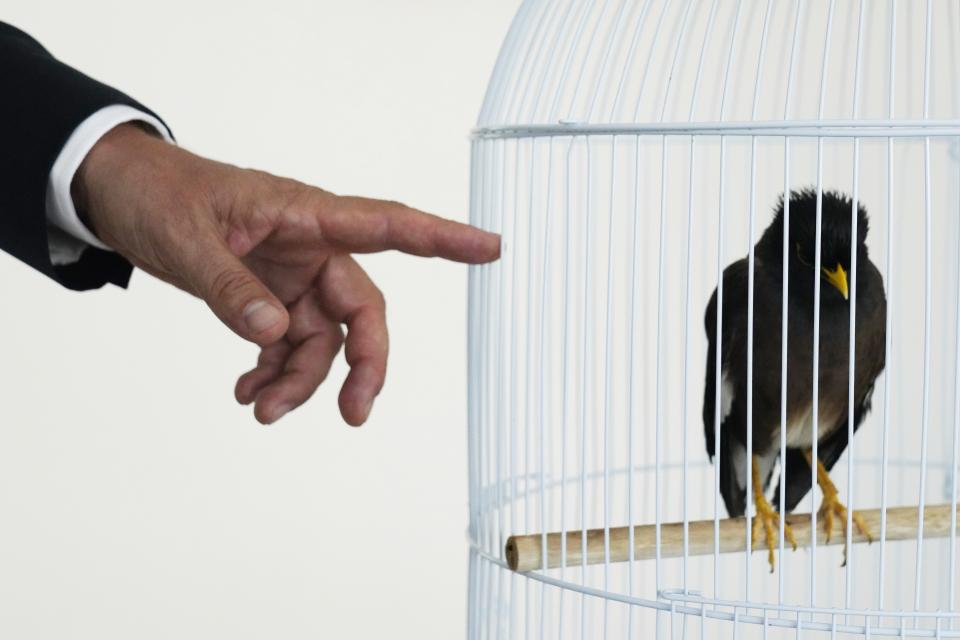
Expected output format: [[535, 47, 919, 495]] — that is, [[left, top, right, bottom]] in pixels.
[[757, 188, 870, 303]]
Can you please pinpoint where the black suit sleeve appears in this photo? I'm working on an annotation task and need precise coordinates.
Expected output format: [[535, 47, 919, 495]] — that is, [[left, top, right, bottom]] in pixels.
[[0, 21, 171, 290]]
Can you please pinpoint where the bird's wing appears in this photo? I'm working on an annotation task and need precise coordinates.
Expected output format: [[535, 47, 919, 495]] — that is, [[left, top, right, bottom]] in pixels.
[[702, 259, 749, 458], [703, 258, 753, 517]]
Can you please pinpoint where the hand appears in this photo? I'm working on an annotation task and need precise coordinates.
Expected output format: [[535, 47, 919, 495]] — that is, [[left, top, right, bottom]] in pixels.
[[74, 123, 499, 425]]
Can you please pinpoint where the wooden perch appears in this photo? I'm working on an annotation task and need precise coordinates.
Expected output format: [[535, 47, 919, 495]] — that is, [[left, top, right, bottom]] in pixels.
[[505, 504, 958, 572]]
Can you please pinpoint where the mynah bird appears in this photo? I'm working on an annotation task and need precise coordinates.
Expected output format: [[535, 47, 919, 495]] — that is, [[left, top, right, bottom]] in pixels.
[[702, 188, 886, 571]]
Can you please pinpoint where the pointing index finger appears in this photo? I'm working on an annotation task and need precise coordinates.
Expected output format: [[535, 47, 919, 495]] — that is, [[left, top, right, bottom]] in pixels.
[[318, 194, 500, 263]]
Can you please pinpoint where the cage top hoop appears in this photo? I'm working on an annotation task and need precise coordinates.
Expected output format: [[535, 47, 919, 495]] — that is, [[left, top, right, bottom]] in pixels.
[[473, 119, 960, 140], [474, 0, 960, 136]]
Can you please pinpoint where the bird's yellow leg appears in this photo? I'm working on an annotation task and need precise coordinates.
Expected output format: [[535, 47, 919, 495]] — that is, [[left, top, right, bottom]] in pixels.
[[751, 455, 798, 573], [803, 449, 873, 565]]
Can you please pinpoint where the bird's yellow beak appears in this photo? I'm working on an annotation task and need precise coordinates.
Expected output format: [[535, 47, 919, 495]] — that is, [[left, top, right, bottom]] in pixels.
[[821, 263, 849, 300]]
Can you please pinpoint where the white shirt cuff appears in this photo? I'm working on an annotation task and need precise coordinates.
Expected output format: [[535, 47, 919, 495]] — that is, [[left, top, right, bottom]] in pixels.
[[46, 104, 174, 265]]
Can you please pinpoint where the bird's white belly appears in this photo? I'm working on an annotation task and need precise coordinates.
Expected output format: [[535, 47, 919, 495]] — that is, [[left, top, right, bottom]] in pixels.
[[719, 370, 836, 450], [783, 407, 837, 448]]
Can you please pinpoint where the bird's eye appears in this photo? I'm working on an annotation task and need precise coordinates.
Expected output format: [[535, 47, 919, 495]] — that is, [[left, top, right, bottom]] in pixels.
[[796, 243, 813, 267]]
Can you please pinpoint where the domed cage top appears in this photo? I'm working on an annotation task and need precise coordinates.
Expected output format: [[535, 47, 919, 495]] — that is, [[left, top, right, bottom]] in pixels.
[[467, 1, 960, 638]]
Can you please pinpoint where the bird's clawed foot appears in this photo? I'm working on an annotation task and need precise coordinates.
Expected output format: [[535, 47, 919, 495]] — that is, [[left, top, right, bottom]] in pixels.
[[752, 494, 798, 572], [751, 455, 798, 573], [804, 450, 874, 566], [816, 489, 873, 566]]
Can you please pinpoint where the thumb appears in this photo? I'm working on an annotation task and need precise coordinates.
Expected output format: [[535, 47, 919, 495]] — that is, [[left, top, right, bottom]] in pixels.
[[192, 241, 289, 346]]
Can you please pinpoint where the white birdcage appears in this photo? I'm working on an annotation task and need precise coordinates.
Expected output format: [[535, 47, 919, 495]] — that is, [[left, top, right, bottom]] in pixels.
[[467, 1, 960, 638]]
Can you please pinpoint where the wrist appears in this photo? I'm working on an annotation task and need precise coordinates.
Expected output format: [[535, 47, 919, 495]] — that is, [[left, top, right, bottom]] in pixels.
[[72, 122, 162, 250]]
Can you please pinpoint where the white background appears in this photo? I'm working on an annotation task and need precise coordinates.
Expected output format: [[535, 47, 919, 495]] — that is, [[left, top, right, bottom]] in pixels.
[[1, 1, 515, 637]]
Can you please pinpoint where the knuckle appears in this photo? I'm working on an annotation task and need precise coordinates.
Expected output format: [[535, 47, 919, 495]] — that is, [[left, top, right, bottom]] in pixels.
[[208, 268, 251, 306], [257, 347, 284, 367], [373, 288, 387, 312], [246, 168, 277, 182]]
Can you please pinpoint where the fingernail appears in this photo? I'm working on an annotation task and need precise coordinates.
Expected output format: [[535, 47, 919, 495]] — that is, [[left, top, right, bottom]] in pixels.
[[362, 397, 375, 421], [270, 403, 293, 424], [244, 300, 283, 335]]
